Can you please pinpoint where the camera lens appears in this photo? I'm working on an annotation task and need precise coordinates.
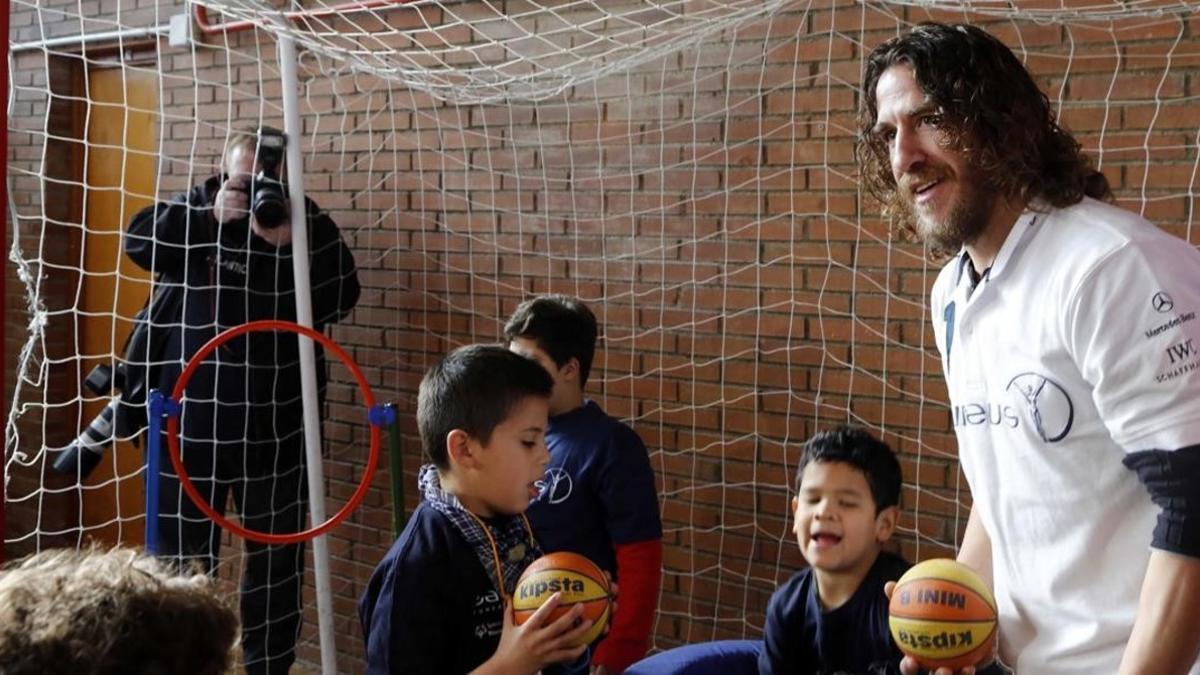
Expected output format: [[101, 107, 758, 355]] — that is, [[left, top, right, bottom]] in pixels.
[[83, 363, 114, 395], [251, 172, 289, 229], [52, 398, 119, 478]]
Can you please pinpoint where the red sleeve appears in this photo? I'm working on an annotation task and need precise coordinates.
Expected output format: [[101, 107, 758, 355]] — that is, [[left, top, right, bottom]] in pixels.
[[592, 538, 662, 673]]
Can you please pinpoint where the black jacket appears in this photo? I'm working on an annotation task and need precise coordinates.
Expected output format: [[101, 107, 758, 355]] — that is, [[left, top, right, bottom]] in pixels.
[[123, 174, 360, 441]]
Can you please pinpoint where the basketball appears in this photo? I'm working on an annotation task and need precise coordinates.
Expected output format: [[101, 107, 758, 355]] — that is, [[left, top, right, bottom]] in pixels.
[[512, 551, 612, 646], [888, 558, 997, 671]]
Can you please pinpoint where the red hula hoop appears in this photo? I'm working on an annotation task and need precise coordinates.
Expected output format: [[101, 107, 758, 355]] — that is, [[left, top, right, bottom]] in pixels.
[[166, 319, 380, 545]]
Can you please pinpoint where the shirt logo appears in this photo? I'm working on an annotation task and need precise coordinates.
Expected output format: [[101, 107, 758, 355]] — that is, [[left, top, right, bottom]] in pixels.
[[1144, 311, 1195, 339], [1152, 291, 1175, 313], [217, 255, 247, 276], [473, 621, 501, 639], [474, 590, 500, 607], [535, 467, 573, 505], [951, 402, 1019, 430], [1166, 338, 1197, 365], [1006, 373, 1074, 443]]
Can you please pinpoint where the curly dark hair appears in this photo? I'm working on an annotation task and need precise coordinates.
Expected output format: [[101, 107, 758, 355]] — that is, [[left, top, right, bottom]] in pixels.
[[0, 547, 239, 675], [857, 22, 1110, 255]]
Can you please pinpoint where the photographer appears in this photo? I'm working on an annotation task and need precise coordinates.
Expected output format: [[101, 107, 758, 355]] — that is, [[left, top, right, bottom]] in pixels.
[[123, 126, 360, 675]]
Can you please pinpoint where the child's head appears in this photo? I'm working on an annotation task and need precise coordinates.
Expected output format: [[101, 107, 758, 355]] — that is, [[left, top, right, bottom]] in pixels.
[[418, 344, 555, 517], [504, 295, 597, 415], [0, 547, 238, 675], [792, 426, 902, 574]]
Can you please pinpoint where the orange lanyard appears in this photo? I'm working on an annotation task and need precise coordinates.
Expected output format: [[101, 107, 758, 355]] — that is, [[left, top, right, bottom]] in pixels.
[[463, 511, 537, 602]]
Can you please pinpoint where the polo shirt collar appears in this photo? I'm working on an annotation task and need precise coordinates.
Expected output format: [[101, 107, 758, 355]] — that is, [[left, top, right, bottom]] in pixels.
[[953, 205, 1044, 288]]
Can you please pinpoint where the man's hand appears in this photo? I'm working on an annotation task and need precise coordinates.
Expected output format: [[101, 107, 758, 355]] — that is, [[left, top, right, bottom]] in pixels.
[[251, 218, 292, 247], [213, 174, 250, 224], [215, 173, 292, 246], [885, 509, 998, 674], [884, 580, 986, 675]]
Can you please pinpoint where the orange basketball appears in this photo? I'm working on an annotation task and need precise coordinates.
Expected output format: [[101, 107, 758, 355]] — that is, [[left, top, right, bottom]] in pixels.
[[512, 551, 612, 646], [888, 559, 997, 671]]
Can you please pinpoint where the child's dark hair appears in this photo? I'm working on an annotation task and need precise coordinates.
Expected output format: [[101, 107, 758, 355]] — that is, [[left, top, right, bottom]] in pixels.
[[503, 295, 598, 386], [418, 344, 554, 470], [796, 425, 902, 512]]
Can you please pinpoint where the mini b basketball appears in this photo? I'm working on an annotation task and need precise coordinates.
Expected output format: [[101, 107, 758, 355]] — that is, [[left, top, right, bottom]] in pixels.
[[512, 551, 612, 646], [888, 558, 997, 670]]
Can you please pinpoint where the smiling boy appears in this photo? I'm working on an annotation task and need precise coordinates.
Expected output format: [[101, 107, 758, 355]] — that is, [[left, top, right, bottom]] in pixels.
[[759, 426, 907, 675]]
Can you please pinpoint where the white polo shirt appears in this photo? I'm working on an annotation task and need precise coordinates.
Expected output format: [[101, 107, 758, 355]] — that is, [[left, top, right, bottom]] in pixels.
[[930, 197, 1200, 674]]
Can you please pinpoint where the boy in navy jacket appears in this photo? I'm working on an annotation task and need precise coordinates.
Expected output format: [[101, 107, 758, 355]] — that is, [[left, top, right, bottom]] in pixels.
[[359, 345, 597, 674]]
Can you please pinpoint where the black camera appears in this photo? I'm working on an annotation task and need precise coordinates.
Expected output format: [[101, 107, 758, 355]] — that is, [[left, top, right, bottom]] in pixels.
[[53, 363, 127, 479], [250, 127, 289, 229]]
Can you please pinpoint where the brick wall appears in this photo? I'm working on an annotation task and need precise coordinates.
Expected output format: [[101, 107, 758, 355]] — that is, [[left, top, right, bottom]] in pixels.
[[7, 0, 1200, 670]]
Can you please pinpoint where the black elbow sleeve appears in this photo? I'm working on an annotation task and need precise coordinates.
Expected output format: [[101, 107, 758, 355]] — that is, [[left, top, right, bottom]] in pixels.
[[1122, 444, 1200, 558]]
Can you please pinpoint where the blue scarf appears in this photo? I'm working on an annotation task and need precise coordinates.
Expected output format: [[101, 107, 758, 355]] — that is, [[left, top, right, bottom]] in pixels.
[[417, 464, 542, 596]]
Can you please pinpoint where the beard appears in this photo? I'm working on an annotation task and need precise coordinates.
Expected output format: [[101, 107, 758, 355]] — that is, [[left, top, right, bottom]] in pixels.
[[890, 165, 997, 254]]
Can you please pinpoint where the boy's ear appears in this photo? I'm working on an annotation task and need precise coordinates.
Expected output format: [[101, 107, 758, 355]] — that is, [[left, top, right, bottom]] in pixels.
[[445, 429, 477, 470], [561, 357, 580, 383], [875, 505, 899, 542]]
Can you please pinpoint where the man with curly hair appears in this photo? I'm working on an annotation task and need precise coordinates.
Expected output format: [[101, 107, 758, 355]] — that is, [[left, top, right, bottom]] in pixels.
[[858, 22, 1200, 675], [0, 547, 239, 675]]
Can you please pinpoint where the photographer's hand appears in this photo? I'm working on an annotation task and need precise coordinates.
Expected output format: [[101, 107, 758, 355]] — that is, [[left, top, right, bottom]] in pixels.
[[251, 217, 292, 247], [216, 172, 291, 247], [214, 174, 250, 224]]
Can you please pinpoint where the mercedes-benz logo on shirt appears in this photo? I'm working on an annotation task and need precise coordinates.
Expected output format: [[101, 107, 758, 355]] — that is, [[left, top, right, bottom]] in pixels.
[[1152, 291, 1175, 313], [535, 467, 573, 504], [1006, 373, 1075, 443]]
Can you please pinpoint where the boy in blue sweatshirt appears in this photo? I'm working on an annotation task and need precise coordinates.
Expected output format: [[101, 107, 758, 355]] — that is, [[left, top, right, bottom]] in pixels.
[[506, 295, 662, 674], [359, 345, 596, 674]]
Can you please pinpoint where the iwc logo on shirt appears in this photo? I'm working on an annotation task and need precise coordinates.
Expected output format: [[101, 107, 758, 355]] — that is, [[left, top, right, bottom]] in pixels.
[[1157, 338, 1200, 383], [1005, 373, 1074, 443]]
